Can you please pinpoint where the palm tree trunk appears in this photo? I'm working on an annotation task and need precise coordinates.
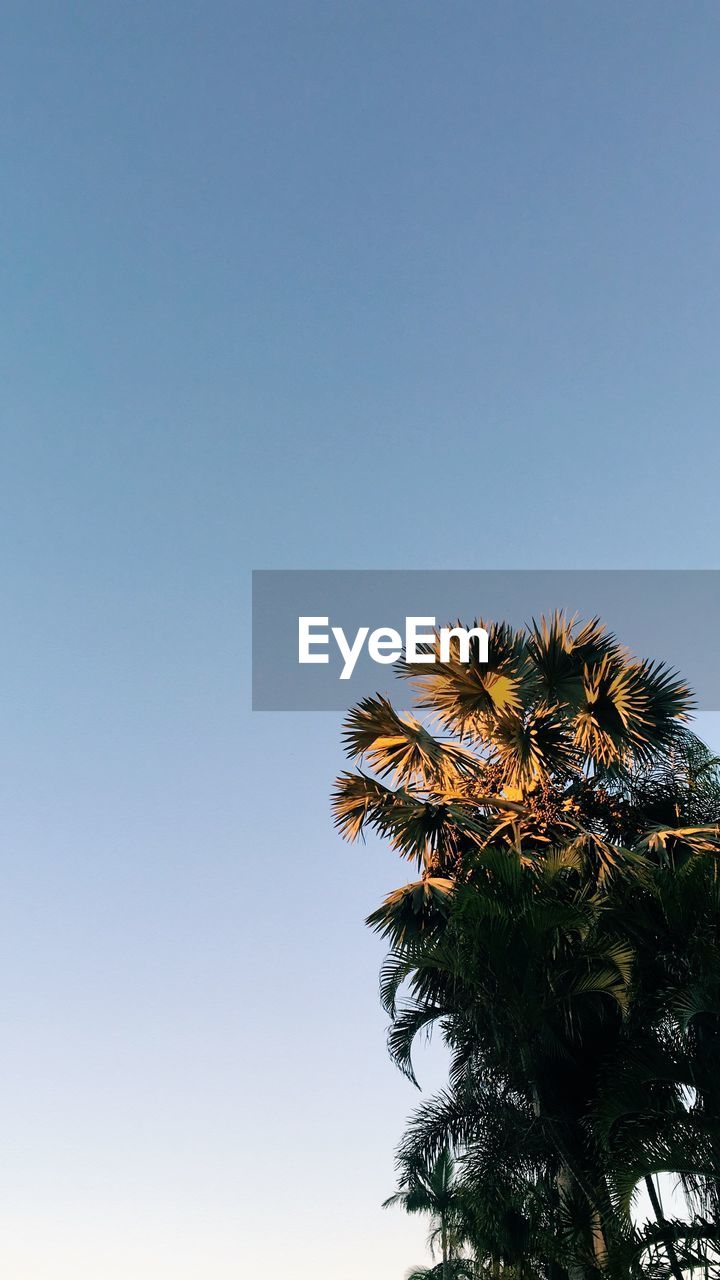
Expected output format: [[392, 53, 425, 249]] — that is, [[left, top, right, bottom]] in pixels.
[[644, 1175, 684, 1280], [556, 1163, 594, 1280], [441, 1218, 449, 1280], [590, 1207, 608, 1268]]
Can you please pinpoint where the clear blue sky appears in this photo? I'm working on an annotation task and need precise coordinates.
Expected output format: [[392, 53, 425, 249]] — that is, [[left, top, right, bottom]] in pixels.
[[1, 3, 719, 1277]]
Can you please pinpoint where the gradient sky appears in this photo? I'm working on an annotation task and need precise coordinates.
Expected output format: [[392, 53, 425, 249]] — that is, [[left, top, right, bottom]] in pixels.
[[1, 3, 720, 1277]]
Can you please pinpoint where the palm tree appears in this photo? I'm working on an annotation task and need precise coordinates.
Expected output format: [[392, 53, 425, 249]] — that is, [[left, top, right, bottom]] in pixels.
[[405, 1264, 479, 1280], [384, 1147, 461, 1280], [333, 614, 720, 1280]]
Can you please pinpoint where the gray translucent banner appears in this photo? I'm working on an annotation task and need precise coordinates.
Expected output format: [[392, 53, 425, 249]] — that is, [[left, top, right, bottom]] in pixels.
[[251, 570, 720, 711]]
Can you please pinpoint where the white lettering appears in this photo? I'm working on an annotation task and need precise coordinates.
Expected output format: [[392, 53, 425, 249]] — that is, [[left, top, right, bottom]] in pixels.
[[368, 628, 403, 664], [298, 617, 330, 664], [332, 626, 370, 680], [439, 625, 489, 664], [406, 616, 436, 664]]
